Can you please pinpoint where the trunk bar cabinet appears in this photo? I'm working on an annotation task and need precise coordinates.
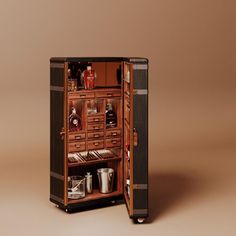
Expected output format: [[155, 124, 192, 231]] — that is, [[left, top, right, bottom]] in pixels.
[[50, 57, 148, 224]]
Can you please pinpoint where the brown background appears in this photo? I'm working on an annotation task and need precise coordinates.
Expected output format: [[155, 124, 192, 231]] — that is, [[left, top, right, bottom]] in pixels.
[[0, 0, 235, 235]]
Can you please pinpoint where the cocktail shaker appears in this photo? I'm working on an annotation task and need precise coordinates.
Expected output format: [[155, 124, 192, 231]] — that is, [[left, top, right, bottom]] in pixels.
[[85, 172, 93, 194]]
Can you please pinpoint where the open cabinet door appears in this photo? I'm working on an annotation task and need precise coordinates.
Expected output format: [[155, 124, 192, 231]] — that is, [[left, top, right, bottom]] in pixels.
[[50, 61, 68, 207], [123, 58, 148, 223]]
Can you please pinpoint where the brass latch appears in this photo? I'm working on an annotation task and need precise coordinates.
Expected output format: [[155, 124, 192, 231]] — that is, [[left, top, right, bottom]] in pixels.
[[133, 128, 138, 146], [59, 127, 65, 140]]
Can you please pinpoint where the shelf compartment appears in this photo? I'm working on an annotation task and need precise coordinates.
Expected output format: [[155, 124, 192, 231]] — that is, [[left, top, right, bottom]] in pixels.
[[68, 132, 86, 142], [105, 138, 121, 148], [68, 91, 95, 99], [87, 115, 104, 123], [95, 90, 121, 98], [87, 140, 104, 150], [68, 189, 122, 204], [68, 141, 86, 152], [106, 129, 121, 138], [87, 131, 104, 140], [87, 123, 104, 131], [68, 155, 121, 167]]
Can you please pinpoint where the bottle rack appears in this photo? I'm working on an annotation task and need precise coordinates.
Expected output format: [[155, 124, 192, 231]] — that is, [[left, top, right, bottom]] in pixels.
[[67, 88, 123, 203]]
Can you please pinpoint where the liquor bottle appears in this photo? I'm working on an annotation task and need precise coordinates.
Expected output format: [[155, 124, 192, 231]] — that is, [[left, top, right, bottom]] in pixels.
[[81, 65, 96, 89], [68, 68, 77, 92], [76, 64, 82, 88], [106, 103, 117, 128], [87, 100, 98, 115], [69, 107, 81, 131]]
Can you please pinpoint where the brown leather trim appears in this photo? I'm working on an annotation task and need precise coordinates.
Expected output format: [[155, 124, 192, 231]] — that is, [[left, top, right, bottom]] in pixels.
[[50, 194, 64, 204], [133, 184, 148, 190], [133, 209, 148, 215], [50, 171, 64, 180]]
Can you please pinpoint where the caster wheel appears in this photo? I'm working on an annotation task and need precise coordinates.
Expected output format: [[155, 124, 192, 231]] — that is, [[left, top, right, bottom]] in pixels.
[[111, 200, 116, 204], [137, 218, 145, 224], [55, 205, 59, 208], [65, 209, 68, 213]]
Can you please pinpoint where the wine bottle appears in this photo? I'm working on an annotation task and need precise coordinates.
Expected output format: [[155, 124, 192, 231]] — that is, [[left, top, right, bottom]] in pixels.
[[69, 107, 81, 131]]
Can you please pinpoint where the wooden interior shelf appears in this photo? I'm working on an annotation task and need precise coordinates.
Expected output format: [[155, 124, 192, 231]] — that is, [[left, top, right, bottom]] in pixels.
[[68, 155, 121, 167], [68, 189, 122, 204]]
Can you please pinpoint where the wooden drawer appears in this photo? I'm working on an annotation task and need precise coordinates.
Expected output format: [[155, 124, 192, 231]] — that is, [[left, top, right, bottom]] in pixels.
[[88, 131, 104, 140], [106, 129, 121, 138], [105, 138, 121, 148], [68, 141, 86, 152], [87, 140, 104, 150], [69, 91, 95, 99], [87, 115, 104, 123], [68, 132, 86, 142], [95, 90, 121, 98], [87, 123, 104, 131]]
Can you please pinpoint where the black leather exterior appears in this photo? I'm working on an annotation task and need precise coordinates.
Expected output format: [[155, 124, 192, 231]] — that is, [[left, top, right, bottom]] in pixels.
[[50, 63, 65, 203]]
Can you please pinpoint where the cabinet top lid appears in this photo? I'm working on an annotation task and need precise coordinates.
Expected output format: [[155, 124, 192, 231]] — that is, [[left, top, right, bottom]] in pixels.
[[50, 57, 148, 63]]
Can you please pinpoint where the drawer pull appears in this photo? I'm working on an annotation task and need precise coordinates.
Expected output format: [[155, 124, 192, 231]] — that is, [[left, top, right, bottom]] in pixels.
[[94, 134, 100, 138], [80, 94, 86, 97], [75, 144, 81, 148], [75, 135, 81, 140], [94, 142, 100, 146], [107, 93, 112, 97], [93, 126, 99, 130], [94, 118, 99, 122], [111, 132, 117, 136], [111, 140, 117, 144]]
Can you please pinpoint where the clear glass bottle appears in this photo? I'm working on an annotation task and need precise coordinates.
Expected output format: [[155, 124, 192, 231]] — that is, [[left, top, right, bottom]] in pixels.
[[106, 103, 117, 128], [69, 107, 81, 131]]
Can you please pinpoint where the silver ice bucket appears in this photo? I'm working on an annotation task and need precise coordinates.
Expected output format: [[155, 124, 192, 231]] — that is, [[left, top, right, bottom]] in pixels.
[[97, 168, 114, 193]]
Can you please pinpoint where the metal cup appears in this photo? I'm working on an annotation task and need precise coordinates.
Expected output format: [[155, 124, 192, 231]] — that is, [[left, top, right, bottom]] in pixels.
[[97, 168, 114, 194]]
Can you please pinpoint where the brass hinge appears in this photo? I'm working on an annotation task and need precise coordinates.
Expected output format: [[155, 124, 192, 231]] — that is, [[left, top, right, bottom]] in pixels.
[[60, 127, 65, 140], [133, 89, 148, 95], [133, 128, 138, 146]]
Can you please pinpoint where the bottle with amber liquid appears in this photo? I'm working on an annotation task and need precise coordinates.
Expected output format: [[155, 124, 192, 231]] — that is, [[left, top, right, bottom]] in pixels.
[[69, 107, 81, 131], [106, 103, 117, 128]]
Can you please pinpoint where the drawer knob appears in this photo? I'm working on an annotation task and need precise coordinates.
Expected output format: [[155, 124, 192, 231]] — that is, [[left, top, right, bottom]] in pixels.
[[107, 93, 112, 97], [94, 134, 100, 138], [75, 135, 81, 140], [111, 132, 117, 136], [111, 140, 117, 144], [75, 144, 81, 148], [80, 94, 86, 97], [94, 142, 99, 146], [94, 118, 99, 122], [94, 126, 99, 130]]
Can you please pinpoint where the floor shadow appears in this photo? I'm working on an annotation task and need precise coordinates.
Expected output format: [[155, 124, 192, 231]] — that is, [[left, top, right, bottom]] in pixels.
[[147, 172, 200, 223]]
